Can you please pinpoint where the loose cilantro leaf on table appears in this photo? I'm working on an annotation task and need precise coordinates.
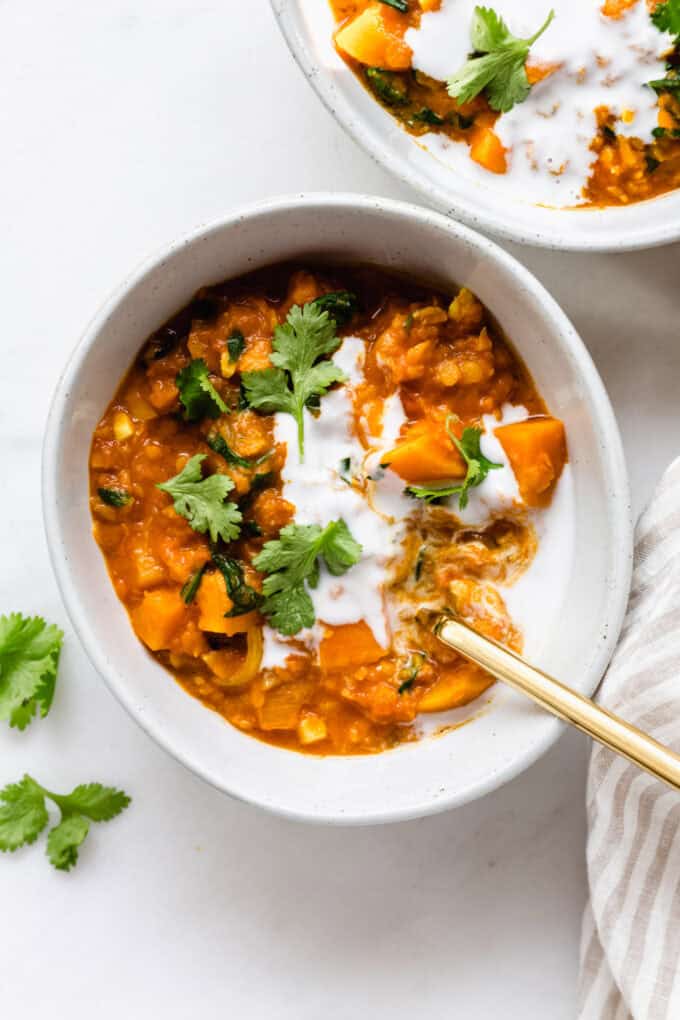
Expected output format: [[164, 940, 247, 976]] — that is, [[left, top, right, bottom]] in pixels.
[[176, 358, 229, 421], [0, 614, 63, 730], [212, 554, 263, 617], [253, 520, 362, 635], [242, 303, 346, 460], [447, 6, 555, 113], [157, 454, 242, 543], [98, 487, 131, 507], [407, 419, 501, 510], [0, 774, 130, 871], [651, 0, 680, 37]]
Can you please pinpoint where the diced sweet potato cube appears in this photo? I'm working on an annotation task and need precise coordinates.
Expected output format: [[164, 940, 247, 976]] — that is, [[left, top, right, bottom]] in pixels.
[[131, 588, 186, 651], [418, 665, 493, 712], [335, 4, 412, 70], [382, 419, 466, 484], [318, 621, 386, 673], [496, 416, 567, 507], [196, 571, 233, 632], [196, 571, 259, 635], [469, 126, 507, 175]]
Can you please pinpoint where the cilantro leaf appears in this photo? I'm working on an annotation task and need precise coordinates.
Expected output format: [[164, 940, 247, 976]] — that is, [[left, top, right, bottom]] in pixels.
[[176, 359, 229, 422], [406, 420, 501, 510], [447, 6, 555, 113], [0, 614, 63, 730], [0, 776, 48, 851], [0, 775, 130, 870], [157, 454, 242, 543], [242, 303, 346, 460], [253, 520, 362, 636], [47, 816, 90, 871], [651, 0, 680, 36]]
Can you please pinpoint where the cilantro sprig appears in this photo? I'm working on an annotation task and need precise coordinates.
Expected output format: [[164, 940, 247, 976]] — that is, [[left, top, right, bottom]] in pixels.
[[0, 614, 63, 731], [157, 454, 242, 543], [447, 6, 555, 113], [407, 419, 501, 510], [176, 359, 229, 421], [253, 520, 362, 635], [242, 303, 347, 461], [0, 774, 130, 871], [651, 0, 680, 36]]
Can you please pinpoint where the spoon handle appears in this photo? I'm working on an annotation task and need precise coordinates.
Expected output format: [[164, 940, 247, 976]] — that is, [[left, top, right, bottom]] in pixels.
[[435, 615, 680, 792]]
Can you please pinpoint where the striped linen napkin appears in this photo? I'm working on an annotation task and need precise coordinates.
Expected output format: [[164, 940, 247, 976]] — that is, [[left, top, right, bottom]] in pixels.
[[578, 458, 680, 1020]]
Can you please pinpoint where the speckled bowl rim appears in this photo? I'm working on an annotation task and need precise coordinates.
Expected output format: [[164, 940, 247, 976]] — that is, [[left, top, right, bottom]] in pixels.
[[42, 194, 633, 824], [271, 0, 680, 253]]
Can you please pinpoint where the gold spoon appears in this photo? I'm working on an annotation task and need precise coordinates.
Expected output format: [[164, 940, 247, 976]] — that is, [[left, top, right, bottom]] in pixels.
[[435, 615, 680, 792]]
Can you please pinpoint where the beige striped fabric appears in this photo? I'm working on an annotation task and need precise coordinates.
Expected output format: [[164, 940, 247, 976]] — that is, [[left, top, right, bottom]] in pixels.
[[578, 458, 680, 1020]]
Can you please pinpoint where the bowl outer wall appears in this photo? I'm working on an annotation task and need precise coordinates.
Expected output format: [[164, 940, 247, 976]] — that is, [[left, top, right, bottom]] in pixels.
[[271, 0, 680, 253], [42, 194, 633, 824]]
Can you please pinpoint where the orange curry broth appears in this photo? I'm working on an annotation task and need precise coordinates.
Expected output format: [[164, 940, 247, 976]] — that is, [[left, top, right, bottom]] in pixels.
[[89, 263, 559, 756], [329, 0, 680, 207]]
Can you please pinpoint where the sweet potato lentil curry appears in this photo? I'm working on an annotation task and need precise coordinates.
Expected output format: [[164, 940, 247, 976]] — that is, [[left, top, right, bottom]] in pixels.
[[330, 0, 680, 208], [89, 264, 567, 755]]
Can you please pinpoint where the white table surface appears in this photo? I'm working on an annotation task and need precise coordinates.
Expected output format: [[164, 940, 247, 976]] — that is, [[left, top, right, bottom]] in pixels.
[[1, 2, 679, 1016]]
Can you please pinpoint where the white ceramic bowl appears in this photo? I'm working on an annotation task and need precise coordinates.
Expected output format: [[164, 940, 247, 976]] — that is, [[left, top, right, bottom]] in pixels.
[[272, 0, 680, 252], [43, 194, 632, 824]]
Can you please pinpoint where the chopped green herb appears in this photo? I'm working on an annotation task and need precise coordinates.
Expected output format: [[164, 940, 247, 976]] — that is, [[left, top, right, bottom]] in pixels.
[[157, 454, 242, 543], [310, 291, 359, 327], [404, 313, 414, 332], [377, 0, 409, 10], [207, 431, 270, 470], [0, 614, 63, 731], [180, 564, 207, 605], [227, 329, 245, 363], [97, 487, 131, 508], [411, 107, 445, 126], [407, 418, 502, 510], [212, 554, 263, 617], [176, 359, 229, 421], [254, 520, 362, 636], [365, 67, 409, 106], [447, 6, 555, 113], [602, 125, 617, 142], [0, 774, 130, 871], [242, 302, 346, 461], [647, 75, 680, 95], [339, 457, 352, 485], [645, 154, 661, 173]]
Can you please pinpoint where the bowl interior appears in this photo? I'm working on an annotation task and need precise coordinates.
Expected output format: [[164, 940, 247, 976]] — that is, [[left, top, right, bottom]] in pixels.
[[272, 0, 680, 251], [44, 196, 632, 823]]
